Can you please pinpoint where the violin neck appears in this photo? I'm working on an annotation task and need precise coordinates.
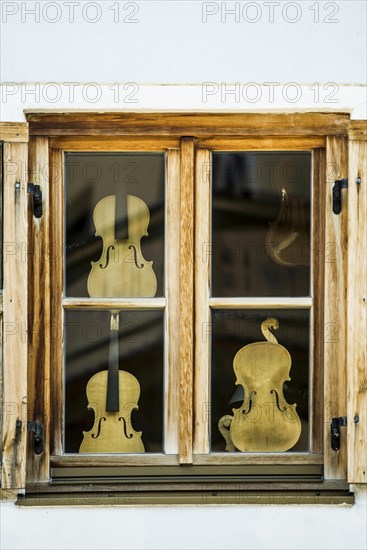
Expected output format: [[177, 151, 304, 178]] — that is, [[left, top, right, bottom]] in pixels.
[[114, 182, 128, 240], [106, 312, 120, 412]]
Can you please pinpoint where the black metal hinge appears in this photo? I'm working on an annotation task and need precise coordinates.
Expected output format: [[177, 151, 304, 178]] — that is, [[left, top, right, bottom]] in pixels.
[[332, 178, 348, 214], [330, 416, 347, 451], [27, 421, 44, 455], [28, 183, 43, 218]]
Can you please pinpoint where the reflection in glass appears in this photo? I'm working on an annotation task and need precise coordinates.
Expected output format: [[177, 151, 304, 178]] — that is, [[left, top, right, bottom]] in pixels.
[[64, 310, 164, 453], [65, 153, 165, 297], [212, 152, 311, 297], [211, 309, 309, 452]]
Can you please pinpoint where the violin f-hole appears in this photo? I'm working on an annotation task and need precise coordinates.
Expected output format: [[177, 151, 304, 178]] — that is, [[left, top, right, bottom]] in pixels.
[[99, 245, 115, 269], [270, 389, 287, 412], [242, 390, 257, 415], [128, 245, 144, 269], [119, 416, 133, 439], [91, 416, 106, 439]]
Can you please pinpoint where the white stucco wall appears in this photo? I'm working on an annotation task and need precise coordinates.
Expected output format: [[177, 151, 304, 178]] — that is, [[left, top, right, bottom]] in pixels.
[[1, 2, 367, 549]]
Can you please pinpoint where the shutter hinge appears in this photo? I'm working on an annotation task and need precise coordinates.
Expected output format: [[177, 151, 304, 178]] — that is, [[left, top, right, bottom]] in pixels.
[[27, 421, 44, 455], [330, 416, 347, 451], [332, 178, 348, 215], [27, 183, 43, 218]]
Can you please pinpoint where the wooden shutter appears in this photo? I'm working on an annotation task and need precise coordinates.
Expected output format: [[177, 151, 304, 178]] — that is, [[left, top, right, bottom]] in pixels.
[[1, 124, 29, 494], [323, 136, 349, 480], [347, 121, 367, 484], [26, 136, 51, 484]]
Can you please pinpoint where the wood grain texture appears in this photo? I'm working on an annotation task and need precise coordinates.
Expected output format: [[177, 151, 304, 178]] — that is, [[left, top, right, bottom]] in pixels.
[[165, 150, 181, 454], [27, 113, 350, 137], [49, 136, 180, 150], [197, 136, 326, 150], [323, 136, 348, 480], [63, 298, 165, 309], [347, 139, 367, 483], [49, 149, 64, 456], [193, 453, 324, 465], [209, 297, 312, 308], [2, 143, 28, 490], [179, 138, 195, 464], [194, 149, 211, 454], [310, 149, 326, 453], [51, 454, 179, 467], [349, 120, 367, 141], [26, 137, 50, 483], [0, 122, 29, 143]]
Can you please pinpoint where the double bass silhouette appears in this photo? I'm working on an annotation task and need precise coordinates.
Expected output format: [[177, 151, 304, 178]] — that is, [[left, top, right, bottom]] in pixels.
[[228, 318, 302, 452], [80, 181, 156, 453]]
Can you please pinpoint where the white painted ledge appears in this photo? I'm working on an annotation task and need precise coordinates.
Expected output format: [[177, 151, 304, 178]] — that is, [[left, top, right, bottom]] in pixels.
[[1, 83, 366, 122]]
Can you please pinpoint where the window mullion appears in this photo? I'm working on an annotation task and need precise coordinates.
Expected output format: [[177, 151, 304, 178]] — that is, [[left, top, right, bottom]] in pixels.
[[194, 148, 211, 455], [164, 149, 181, 455], [179, 138, 195, 464]]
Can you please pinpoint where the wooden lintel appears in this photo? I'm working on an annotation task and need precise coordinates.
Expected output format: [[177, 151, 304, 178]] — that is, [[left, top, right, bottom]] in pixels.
[[26, 113, 350, 137]]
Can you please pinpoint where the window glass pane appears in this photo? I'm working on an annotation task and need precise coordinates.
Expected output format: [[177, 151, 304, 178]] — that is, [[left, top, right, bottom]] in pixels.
[[212, 152, 311, 297], [64, 153, 165, 297], [64, 309, 164, 453], [211, 309, 310, 453]]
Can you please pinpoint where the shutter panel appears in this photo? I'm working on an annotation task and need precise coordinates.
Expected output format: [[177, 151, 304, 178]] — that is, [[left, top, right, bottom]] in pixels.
[[26, 137, 51, 483], [347, 122, 367, 484], [1, 127, 28, 494], [323, 136, 349, 480]]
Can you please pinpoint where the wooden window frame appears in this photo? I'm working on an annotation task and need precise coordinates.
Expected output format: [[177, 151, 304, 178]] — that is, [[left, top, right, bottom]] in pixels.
[[1, 114, 366, 504]]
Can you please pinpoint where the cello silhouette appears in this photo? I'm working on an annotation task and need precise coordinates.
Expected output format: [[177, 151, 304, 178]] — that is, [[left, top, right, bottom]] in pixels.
[[229, 318, 301, 452], [80, 182, 156, 453]]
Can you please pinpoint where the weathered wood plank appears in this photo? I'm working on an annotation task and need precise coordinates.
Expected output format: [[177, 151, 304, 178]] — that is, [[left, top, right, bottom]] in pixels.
[[193, 453, 324, 465], [194, 149, 211, 454], [349, 120, 367, 141], [197, 136, 326, 150], [27, 113, 350, 137], [49, 149, 64, 456], [0, 122, 29, 143], [347, 139, 367, 484], [62, 298, 165, 309], [310, 149, 326, 453], [2, 143, 28, 490], [50, 454, 179, 467], [179, 138, 195, 464], [49, 136, 180, 150], [165, 150, 181, 454], [323, 136, 349, 480], [209, 297, 312, 308], [26, 137, 50, 483]]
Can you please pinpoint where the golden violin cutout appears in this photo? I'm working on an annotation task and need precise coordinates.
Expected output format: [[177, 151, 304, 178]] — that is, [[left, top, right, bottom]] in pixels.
[[229, 318, 302, 452], [265, 188, 310, 267], [80, 312, 144, 453], [87, 194, 157, 298], [80, 184, 156, 453]]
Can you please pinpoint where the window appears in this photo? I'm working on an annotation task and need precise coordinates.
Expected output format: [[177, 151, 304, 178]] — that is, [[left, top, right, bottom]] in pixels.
[[1, 115, 366, 504]]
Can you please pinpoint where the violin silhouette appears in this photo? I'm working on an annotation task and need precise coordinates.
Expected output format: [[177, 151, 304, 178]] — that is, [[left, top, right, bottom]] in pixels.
[[229, 318, 301, 452], [80, 182, 157, 453], [79, 312, 144, 453], [265, 188, 309, 267], [87, 183, 157, 297]]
